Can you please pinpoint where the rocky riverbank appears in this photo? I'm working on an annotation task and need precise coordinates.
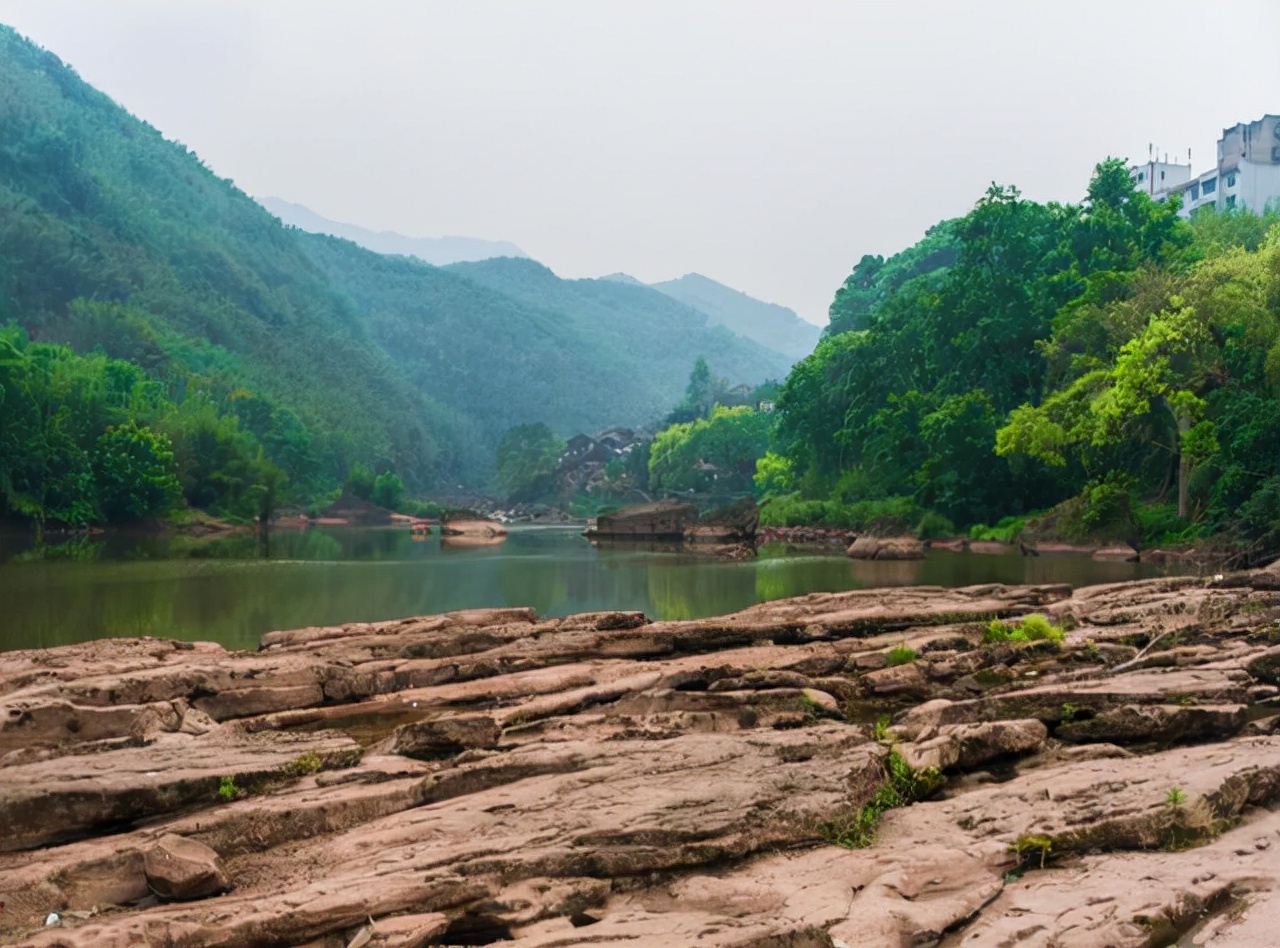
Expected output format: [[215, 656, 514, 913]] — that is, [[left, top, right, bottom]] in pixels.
[[4, 568, 1280, 946]]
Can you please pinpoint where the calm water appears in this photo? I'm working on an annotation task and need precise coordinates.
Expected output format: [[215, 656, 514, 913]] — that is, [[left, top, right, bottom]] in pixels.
[[0, 526, 1189, 652]]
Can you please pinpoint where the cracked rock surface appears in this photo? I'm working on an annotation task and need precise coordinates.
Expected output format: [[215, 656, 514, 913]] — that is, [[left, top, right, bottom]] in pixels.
[[2, 575, 1280, 946]]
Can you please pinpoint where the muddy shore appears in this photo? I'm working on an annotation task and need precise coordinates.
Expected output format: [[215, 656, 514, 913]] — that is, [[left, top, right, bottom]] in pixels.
[[4, 566, 1280, 946]]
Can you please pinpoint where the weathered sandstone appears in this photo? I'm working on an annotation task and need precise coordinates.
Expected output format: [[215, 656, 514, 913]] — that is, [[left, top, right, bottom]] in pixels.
[[3, 568, 1280, 945]]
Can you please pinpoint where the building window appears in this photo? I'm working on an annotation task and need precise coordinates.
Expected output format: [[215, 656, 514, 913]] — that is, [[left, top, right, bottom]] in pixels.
[[1137, 171, 1145, 182], [1160, 170, 1166, 180], [1226, 172, 1236, 187], [1190, 183, 1200, 200], [1226, 195, 1237, 209], [1203, 177, 1217, 195]]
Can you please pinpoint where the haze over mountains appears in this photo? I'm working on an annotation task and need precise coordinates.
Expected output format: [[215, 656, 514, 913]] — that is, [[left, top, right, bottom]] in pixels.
[[0, 25, 801, 490], [265, 198, 824, 362], [651, 274, 822, 361], [259, 196, 528, 266]]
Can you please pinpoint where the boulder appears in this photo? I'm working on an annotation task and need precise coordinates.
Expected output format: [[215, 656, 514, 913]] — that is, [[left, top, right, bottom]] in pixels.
[[439, 519, 507, 539], [899, 719, 1048, 772], [384, 713, 503, 760], [143, 834, 229, 901], [589, 501, 698, 539], [846, 536, 925, 560]]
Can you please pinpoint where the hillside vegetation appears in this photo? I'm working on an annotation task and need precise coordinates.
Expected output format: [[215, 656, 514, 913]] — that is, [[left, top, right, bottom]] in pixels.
[[766, 165, 1280, 556], [0, 25, 787, 525]]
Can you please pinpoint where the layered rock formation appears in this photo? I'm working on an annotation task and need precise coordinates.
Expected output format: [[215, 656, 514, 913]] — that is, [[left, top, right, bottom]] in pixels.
[[2, 572, 1280, 946]]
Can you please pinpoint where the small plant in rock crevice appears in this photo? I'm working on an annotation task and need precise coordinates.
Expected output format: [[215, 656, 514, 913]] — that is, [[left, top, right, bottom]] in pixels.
[[885, 644, 918, 666], [1009, 833, 1054, 870], [1166, 786, 1187, 809], [287, 751, 324, 777], [817, 750, 943, 849], [217, 775, 241, 801], [871, 715, 892, 743]]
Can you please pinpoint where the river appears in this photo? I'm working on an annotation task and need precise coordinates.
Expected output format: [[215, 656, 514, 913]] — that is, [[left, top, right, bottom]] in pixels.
[[0, 525, 1194, 652]]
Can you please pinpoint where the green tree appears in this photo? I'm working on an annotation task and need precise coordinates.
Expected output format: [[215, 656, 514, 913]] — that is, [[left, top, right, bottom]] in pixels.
[[753, 451, 795, 497], [372, 470, 404, 510], [649, 406, 771, 494], [92, 421, 181, 520], [494, 423, 564, 502], [344, 463, 376, 501]]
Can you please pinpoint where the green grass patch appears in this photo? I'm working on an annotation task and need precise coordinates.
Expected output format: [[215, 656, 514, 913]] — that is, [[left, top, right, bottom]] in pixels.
[[984, 613, 1064, 645], [885, 644, 918, 666]]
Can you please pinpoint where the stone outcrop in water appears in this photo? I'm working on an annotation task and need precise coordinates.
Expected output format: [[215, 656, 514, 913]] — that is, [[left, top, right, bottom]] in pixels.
[[588, 500, 700, 539], [3, 574, 1280, 945], [589, 498, 759, 549], [847, 535, 926, 560]]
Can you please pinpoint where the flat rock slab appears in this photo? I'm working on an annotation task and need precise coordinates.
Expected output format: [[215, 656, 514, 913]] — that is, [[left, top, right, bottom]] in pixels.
[[3, 578, 1280, 946], [0, 725, 359, 851]]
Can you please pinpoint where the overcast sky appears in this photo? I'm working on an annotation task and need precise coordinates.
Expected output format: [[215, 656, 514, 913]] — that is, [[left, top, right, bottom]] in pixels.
[[2, 1, 1278, 324]]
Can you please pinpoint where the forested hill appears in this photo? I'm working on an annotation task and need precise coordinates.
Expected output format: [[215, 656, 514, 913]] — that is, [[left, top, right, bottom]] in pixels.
[[258, 196, 528, 266], [296, 239, 789, 457], [444, 257, 794, 386], [0, 24, 786, 523], [650, 273, 822, 360], [0, 25, 466, 492]]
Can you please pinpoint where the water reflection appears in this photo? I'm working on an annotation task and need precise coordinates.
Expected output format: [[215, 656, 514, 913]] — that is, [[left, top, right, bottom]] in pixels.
[[0, 527, 1190, 652]]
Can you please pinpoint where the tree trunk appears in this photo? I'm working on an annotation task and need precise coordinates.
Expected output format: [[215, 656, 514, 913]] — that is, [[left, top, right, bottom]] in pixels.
[[1176, 414, 1191, 519]]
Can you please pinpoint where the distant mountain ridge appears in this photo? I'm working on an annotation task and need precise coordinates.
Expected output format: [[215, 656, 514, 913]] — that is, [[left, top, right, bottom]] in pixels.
[[651, 273, 822, 361], [261, 200, 821, 365], [259, 196, 527, 266]]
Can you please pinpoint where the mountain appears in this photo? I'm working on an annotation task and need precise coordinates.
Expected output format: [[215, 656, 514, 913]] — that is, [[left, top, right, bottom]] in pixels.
[[0, 25, 788, 497], [598, 272, 647, 286], [445, 257, 792, 389], [259, 196, 526, 266], [0, 26, 456, 490], [650, 273, 823, 361]]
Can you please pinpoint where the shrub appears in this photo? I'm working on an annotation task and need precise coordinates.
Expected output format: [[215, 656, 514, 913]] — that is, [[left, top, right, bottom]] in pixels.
[[914, 510, 955, 541], [758, 494, 923, 533], [217, 775, 241, 801], [402, 499, 444, 519], [969, 513, 1034, 543]]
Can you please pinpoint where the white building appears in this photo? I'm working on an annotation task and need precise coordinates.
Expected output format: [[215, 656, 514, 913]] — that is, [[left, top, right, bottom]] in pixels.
[[1128, 114, 1280, 217], [1129, 158, 1191, 198]]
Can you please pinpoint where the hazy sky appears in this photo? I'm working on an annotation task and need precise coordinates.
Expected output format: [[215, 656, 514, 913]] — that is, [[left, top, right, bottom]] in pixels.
[[2, 1, 1278, 323]]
